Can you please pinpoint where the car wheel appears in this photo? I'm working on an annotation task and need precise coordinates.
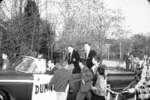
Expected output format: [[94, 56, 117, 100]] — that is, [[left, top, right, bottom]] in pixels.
[[0, 91, 8, 100]]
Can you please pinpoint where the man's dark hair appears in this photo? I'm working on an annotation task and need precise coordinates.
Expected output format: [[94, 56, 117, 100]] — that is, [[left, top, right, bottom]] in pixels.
[[80, 59, 86, 65], [93, 56, 101, 62], [97, 67, 105, 76], [84, 42, 91, 46], [68, 44, 73, 48]]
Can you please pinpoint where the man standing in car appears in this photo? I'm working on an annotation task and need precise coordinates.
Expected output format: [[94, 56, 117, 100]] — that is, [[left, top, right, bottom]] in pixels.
[[84, 42, 97, 70], [67, 45, 81, 100], [67, 45, 81, 74]]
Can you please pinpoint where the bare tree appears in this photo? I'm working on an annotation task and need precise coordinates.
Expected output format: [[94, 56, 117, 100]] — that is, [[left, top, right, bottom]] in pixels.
[[54, 0, 127, 57]]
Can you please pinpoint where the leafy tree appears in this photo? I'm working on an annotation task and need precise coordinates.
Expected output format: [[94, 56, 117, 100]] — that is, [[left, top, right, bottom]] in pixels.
[[1, 0, 56, 62], [129, 34, 147, 58], [21, 0, 40, 53]]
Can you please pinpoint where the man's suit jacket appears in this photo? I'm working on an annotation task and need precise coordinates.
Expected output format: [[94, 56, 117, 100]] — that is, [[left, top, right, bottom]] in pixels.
[[68, 50, 81, 73], [85, 50, 97, 69]]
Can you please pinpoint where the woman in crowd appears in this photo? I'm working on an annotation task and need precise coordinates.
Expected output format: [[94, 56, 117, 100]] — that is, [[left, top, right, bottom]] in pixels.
[[91, 66, 107, 100], [91, 56, 101, 74]]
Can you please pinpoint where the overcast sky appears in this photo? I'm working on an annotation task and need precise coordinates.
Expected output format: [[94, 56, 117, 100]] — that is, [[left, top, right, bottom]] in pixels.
[[105, 0, 150, 34]]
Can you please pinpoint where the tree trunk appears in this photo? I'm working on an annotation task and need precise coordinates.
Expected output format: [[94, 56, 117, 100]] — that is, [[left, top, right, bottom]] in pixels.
[[0, 30, 2, 53]]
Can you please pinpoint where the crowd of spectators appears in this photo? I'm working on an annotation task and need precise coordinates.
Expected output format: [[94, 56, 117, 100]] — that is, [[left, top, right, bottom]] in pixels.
[[2, 43, 150, 100], [116, 53, 150, 100], [44, 42, 109, 100], [124, 53, 149, 72], [46, 57, 107, 100]]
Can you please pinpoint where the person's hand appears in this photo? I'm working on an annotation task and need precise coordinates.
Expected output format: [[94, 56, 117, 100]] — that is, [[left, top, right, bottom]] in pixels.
[[128, 88, 135, 93], [91, 66, 95, 72], [82, 80, 85, 85], [73, 58, 76, 62], [91, 86, 97, 90]]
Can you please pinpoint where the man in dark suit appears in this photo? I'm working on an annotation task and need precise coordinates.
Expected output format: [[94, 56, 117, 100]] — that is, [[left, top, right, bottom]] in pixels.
[[84, 43, 97, 69], [67, 45, 81, 100], [68, 45, 81, 74], [124, 52, 131, 71]]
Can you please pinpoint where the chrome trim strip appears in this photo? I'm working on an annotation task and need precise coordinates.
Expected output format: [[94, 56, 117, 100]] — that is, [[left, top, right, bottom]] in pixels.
[[0, 80, 33, 83]]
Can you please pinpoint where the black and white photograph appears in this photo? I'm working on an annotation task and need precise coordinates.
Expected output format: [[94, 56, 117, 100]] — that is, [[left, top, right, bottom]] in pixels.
[[0, 0, 150, 100]]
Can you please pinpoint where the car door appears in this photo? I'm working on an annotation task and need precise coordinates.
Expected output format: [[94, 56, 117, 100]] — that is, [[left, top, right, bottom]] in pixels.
[[30, 58, 56, 100], [31, 74, 56, 100]]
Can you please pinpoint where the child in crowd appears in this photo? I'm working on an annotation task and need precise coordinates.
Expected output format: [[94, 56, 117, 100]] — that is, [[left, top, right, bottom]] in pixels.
[[49, 60, 74, 100], [46, 60, 57, 75], [47, 60, 55, 71], [75, 60, 93, 100], [2, 53, 10, 71], [91, 66, 107, 100]]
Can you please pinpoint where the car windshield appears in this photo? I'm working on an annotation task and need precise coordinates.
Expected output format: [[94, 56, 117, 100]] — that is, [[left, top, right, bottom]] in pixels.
[[15, 57, 38, 73]]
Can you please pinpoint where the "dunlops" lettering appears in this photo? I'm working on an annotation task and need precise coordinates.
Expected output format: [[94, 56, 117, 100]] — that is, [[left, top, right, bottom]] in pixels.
[[35, 83, 51, 94]]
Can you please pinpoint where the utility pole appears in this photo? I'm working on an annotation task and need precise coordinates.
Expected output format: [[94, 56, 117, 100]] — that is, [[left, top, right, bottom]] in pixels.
[[0, 0, 3, 54], [45, 0, 50, 59], [119, 41, 122, 60], [31, 0, 39, 51]]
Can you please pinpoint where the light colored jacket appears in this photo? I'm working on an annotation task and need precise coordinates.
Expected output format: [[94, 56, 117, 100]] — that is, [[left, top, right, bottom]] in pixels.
[[92, 75, 107, 96]]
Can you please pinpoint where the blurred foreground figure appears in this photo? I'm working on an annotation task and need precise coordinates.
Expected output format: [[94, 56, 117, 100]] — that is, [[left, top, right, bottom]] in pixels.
[[75, 61, 93, 100], [2, 53, 10, 71], [49, 61, 74, 100], [134, 62, 150, 100]]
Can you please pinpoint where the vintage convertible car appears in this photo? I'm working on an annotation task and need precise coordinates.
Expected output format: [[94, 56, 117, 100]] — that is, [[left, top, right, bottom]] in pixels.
[[106, 67, 137, 100], [107, 68, 136, 92], [0, 56, 137, 100], [0, 56, 54, 100]]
